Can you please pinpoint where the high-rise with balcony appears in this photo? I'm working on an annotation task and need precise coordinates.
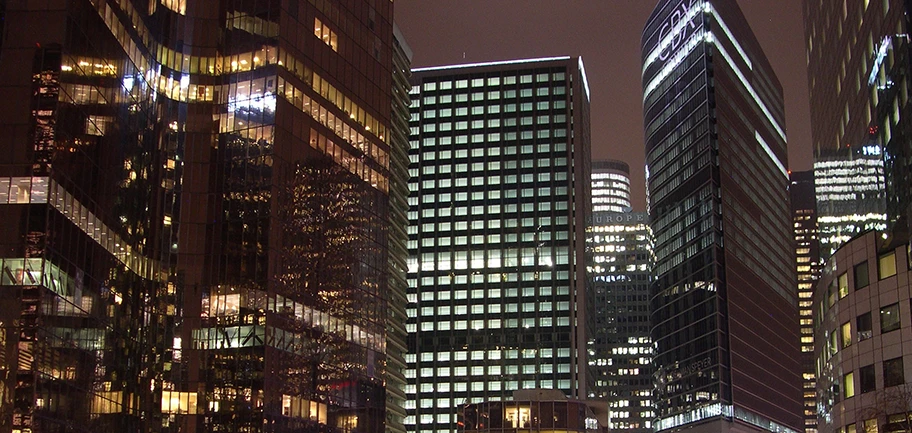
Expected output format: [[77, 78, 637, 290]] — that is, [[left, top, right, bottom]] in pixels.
[[641, 1, 802, 432], [0, 1, 401, 432], [405, 57, 592, 433], [588, 160, 655, 433]]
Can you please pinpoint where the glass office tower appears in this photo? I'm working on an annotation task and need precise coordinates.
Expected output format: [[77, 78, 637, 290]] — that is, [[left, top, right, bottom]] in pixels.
[[592, 160, 633, 213], [0, 1, 399, 432], [588, 212, 654, 432], [405, 57, 592, 433], [641, 1, 802, 433], [790, 170, 822, 433], [813, 143, 887, 260], [388, 24, 414, 433], [804, 0, 912, 246], [588, 160, 655, 433]]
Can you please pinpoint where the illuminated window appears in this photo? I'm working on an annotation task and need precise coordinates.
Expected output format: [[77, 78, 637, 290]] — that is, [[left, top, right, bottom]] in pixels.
[[92, 391, 123, 414], [504, 405, 532, 428], [160, 0, 186, 15], [879, 252, 897, 279], [314, 18, 338, 51], [86, 115, 109, 136], [282, 395, 328, 423], [205, 293, 241, 317], [841, 322, 852, 348], [844, 372, 855, 398], [337, 414, 358, 432], [838, 272, 849, 298], [161, 391, 198, 414]]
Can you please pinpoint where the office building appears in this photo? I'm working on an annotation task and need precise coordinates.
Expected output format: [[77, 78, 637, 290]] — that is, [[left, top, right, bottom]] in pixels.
[[405, 57, 592, 433], [587, 160, 655, 432], [588, 211, 654, 431], [813, 142, 887, 260], [804, 0, 912, 246], [813, 231, 911, 433], [388, 24, 414, 433], [641, 1, 802, 432], [791, 170, 823, 433], [0, 1, 400, 432], [592, 160, 633, 213], [459, 389, 608, 433]]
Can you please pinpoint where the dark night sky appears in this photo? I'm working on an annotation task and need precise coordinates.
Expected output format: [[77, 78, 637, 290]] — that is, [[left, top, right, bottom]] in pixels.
[[394, 1, 811, 210]]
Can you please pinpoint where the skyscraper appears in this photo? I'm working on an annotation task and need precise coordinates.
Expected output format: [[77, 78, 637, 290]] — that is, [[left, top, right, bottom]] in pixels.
[[588, 161, 655, 433], [388, 24, 414, 433], [405, 57, 592, 433], [790, 170, 822, 433], [641, 1, 802, 432], [804, 0, 912, 246], [592, 160, 633, 213], [0, 1, 400, 431], [813, 142, 887, 259]]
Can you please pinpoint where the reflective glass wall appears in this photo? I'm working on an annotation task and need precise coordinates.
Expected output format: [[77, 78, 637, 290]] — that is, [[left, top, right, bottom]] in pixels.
[[642, 1, 801, 432], [0, 1, 398, 432]]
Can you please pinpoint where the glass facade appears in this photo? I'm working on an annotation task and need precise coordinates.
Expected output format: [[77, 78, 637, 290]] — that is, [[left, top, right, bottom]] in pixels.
[[591, 160, 632, 213], [388, 24, 414, 433], [405, 57, 592, 433], [459, 395, 605, 433], [791, 170, 822, 433], [804, 0, 912, 252], [587, 210, 654, 433], [642, 1, 801, 432], [0, 1, 400, 432], [813, 143, 887, 260]]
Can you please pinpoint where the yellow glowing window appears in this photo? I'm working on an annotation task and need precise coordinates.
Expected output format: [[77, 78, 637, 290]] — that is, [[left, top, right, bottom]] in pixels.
[[160, 0, 186, 15], [844, 372, 855, 398], [161, 391, 198, 414], [314, 18, 338, 52], [282, 395, 327, 423], [838, 272, 849, 298], [879, 252, 896, 279], [841, 322, 852, 348], [504, 406, 532, 428], [92, 391, 123, 414]]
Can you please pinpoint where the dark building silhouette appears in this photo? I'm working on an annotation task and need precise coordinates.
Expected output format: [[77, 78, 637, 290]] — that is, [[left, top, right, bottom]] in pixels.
[[641, 1, 802, 432], [0, 1, 402, 432], [791, 170, 822, 433]]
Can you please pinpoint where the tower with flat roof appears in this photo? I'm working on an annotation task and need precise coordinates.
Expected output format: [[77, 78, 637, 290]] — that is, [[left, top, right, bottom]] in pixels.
[[641, 1, 802, 432], [405, 57, 592, 433]]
